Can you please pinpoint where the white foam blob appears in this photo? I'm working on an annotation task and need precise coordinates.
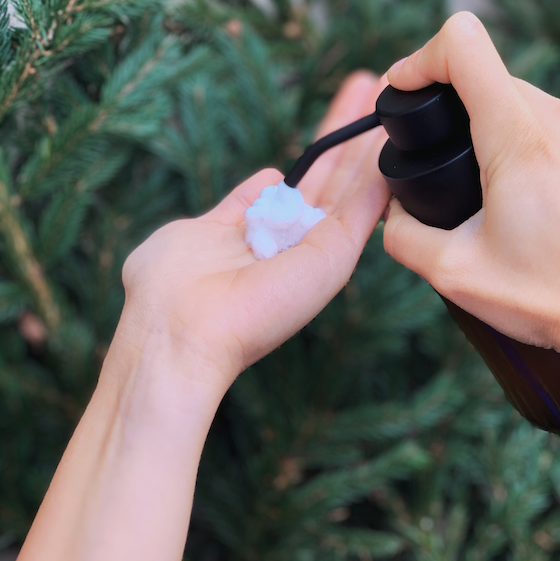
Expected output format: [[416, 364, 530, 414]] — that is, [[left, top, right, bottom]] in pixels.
[[244, 180, 327, 260]]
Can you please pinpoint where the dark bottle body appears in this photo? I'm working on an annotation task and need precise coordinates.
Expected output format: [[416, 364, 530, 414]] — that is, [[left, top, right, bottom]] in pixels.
[[377, 83, 560, 434], [379, 134, 481, 230]]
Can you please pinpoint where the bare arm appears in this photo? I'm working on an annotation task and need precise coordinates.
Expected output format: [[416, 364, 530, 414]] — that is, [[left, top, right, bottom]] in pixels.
[[17, 71, 391, 561], [18, 311, 227, 561]]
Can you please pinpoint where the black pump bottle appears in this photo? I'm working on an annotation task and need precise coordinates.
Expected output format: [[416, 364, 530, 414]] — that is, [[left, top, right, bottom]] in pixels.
[[376, 83, 481, 229], [285, 82, 560, 434]]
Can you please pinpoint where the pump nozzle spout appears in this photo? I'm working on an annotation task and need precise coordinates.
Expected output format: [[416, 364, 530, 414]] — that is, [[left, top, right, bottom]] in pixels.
[[284, 112, 381, 188]]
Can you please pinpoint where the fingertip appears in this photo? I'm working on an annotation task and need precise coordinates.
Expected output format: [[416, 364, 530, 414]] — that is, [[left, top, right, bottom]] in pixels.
[[387, 196, 404, 216], [345, 69, 380, 88], [387, 57, 407, 81], [206, 168, 284, 225], [236, 168, 284, 207], [382, 198, 406, 256], [386, 48, 434, 91], [331, 70, 381, 112], [377, 72, 391, 93], [253, 168, 285, 188], [222, 167, 285, 193], [313, 73, 379, 144], [321, 70, 380, 121], [446, 11, 483, 36]]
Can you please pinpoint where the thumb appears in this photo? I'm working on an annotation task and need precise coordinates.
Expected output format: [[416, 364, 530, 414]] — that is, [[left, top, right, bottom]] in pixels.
[[383, 198, 455, 288]]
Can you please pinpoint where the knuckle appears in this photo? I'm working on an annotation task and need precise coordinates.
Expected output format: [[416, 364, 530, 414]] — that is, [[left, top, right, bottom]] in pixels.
[[518, 116, 557, 166], [431, 248, 457, 295], [491, 113, 558, 184], [430, 241, 470, 302], [383, 212, 473, 302]]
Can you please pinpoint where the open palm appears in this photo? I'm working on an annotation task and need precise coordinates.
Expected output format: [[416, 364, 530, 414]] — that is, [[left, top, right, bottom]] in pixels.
[[122, 72, 391, 383]]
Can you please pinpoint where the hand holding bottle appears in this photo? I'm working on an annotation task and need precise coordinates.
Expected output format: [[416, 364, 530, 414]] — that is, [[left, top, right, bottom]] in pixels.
[[383, 11, 560, 351]]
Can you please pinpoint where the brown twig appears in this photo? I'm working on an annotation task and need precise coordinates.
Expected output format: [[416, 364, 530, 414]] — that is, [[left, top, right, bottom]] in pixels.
[[0, 60, 36, 122], [0, 181, 61, 333], [0, 0, 93, 123]]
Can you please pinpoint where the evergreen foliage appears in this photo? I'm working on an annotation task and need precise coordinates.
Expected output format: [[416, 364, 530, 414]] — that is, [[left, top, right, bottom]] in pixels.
[[1, 0, 560, 559]]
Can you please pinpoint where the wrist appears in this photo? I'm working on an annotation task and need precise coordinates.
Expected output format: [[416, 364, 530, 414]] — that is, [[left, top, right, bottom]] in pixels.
[[106, 301, 239, 396], [99, 303, 235, 426]]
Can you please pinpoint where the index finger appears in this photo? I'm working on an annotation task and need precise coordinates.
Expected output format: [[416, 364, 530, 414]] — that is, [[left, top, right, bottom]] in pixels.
[[387, 12, 524, 167]]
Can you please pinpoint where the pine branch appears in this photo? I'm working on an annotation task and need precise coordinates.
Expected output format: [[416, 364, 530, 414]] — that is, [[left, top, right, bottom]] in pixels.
[[18, 104, 102, 198], [0, 48, 35, 122], [0, 0, 144, 123], [0, 179, 60, 331], [73, 0, 154, 14], [314, 374, 464, 445], [0, 0, 11, 64], [290, 442, 431, 519], [37, 145, 129, 266], [319, 527, 406, 559], [19, 35, 209, 198]]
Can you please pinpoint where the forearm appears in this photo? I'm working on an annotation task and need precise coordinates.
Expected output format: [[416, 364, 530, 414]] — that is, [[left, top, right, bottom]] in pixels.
[[18, 307, 228, 561]]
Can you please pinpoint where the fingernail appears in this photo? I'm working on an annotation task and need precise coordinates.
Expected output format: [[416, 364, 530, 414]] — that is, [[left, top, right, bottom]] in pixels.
[[388, 57, 407, 74]]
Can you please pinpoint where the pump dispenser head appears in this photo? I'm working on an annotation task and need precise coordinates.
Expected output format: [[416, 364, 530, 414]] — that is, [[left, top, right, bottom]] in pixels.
[[376, 83, 482, 230], [284, 83, 483, 231], [376, 83, 469, 151]]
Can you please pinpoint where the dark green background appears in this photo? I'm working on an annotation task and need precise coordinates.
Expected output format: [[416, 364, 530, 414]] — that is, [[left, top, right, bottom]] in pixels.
[[1, 0, 560, 559]]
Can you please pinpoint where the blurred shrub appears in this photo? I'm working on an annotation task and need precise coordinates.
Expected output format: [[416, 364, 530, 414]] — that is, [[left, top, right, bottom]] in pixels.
[[1, 0, 560, 559]]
